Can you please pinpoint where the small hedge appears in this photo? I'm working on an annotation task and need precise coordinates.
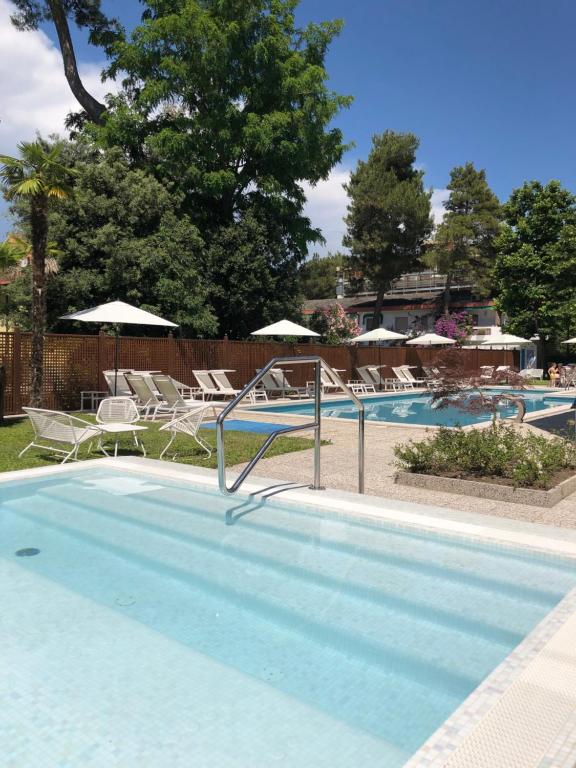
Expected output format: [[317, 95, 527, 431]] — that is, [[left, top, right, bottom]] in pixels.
[[394, 424, 576, 489]]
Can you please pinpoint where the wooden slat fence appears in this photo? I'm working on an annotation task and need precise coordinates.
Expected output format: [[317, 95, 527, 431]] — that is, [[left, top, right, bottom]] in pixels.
[[0, 330, 518, 416]]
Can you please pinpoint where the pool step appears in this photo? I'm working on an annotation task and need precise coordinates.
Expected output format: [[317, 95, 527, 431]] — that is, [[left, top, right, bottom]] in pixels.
[[0, 502, 452, 756], [39, 483, 550, 645], [6, 493, 513, 697], [136, 480, 576, 604]]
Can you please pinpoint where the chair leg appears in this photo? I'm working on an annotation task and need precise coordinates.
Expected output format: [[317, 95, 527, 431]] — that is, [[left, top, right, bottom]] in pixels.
[[195, 433, 213, 458], [18, 442, 34, 458], [160, 432, 176, 460]]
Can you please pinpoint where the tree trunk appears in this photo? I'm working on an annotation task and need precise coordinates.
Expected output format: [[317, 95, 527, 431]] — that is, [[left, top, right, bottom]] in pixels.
[[0, 363, 5, 424], [47, 0, 106, 125], [442, 272, 453, 317], [370, 284, 387, 330], [30, 195, 48, 408]]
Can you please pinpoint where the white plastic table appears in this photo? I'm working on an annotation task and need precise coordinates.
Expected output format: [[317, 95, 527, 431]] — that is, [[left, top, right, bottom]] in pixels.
[[97, 423, 148, 457]]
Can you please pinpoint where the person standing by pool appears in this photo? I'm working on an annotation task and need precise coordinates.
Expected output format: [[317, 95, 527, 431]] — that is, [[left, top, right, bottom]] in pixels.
[[548, 362, 560, 386]]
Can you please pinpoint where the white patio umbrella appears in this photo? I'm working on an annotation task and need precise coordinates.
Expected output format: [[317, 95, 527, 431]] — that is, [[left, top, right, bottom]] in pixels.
[[406, 333, 456, 346], [480, 333, 531, 348], [561, 337, 576, 344], [61, 300, 178, 395], [348, 328, 408, 388], [349, 328, 408, 343], [250, 319, 320, 337]]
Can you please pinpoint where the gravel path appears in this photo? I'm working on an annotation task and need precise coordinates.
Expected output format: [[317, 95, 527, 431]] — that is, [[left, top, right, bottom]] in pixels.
[[230, 409, 576, 528]]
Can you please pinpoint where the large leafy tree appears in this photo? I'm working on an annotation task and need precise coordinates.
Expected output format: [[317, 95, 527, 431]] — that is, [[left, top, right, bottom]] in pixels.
[[0, 141, 74, 407], [91, 0, 351, 333], [493, 180, 576, 354], [344, 131, 432, 329], [424, 163, 501, 315], [9, 1, 121, 125], [38, 144, 217, 336]]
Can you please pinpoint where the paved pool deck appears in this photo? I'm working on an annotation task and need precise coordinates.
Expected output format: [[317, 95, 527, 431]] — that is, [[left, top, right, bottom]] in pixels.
[[230, 396, 576, 528]]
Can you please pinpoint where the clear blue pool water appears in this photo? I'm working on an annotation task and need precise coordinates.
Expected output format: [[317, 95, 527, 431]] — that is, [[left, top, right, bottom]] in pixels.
[[2, 467, 576, 766], [257, 388, 574, 426]]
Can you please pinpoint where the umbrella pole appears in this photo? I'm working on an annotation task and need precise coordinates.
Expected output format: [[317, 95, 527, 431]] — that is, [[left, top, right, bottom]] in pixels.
[[378, 343, 382, 392], [114, 325, 120, 396]]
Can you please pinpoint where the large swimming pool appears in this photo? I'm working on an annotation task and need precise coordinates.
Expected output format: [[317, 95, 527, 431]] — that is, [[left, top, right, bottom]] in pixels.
[[2, 466, 576, 766], [257, 388, 574, 426]]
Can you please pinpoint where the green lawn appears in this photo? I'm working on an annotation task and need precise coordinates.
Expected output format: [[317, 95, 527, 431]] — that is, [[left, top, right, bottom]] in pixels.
[[0, 414, 317, 474]]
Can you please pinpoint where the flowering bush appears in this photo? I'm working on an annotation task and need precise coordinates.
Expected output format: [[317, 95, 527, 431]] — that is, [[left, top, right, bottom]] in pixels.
[[435, 312, 472, 345], [310, 303, 361, 345]]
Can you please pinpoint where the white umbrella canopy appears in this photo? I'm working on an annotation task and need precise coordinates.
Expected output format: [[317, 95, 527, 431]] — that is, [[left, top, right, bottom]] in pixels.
[[561, 337, 576, 344], [480, 333, 531, 347], [406, 333, 456, 346], [61, 301, 178, 395], [61, 300, 178, 327], [348, 328, 408, 343], [251, 319, 320, 337]]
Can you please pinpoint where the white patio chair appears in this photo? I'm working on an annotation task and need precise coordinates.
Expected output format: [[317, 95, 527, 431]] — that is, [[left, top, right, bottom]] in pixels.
[[210, 370, 241, 398], [159, 403, 226, 460], [95, 397, 147, 457], [193, 370, 222, 399], [125, 373, 168, 420], [20, 407, 102, 464]]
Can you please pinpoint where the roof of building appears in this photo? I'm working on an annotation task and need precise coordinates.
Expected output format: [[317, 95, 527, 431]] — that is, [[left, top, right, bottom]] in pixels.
[[303, 288, 495, 314]]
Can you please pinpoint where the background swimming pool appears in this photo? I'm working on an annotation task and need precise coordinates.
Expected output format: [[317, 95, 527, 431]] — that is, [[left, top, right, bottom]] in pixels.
[[2, 467, 576, 766], [257, 388, 574, 426]]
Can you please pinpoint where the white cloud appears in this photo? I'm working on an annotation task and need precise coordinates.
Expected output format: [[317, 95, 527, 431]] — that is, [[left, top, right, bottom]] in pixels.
[[302, 166, 351, 256], [0, 0, 112, 234], [431, 188, 449, 225]]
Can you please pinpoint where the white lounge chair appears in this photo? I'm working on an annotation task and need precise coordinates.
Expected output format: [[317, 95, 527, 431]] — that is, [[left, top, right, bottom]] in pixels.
[[20, 407, 102, 464], [306, 367, 342, 395], [398, 366, 427, 387], [391, 367, 414, 390], [355, 366, 378, 392], [210, 370, 241, 398], [479, 366, 495, 381], [193, 370, 223, 399], [153, 374, 227, 417], [519, 368, 543, 380], [125, 373, 168, 420], [259, 368, 309, 398], [103, 369, 133, 397], [96, 397, 147, 457], [159, 403, 225, 460]]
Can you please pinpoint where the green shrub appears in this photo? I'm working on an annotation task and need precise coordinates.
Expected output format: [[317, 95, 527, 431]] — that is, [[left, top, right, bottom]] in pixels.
[[394, 424, 576, 489]]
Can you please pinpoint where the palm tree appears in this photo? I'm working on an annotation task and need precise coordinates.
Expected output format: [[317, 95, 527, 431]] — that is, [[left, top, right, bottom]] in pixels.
[[0, 141, 74, 407]]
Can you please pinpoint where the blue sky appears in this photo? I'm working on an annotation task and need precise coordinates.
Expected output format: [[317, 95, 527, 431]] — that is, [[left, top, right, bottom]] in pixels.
[[1, 0, 576, 251]]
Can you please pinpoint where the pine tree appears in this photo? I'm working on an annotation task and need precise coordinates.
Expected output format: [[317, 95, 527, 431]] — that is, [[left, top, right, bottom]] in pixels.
[[344, 131, 432, 330], [425, 163, 501, 315]]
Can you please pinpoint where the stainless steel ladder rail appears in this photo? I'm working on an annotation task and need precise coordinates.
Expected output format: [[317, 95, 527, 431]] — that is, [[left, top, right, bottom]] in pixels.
[[216, 356, 365, 497]]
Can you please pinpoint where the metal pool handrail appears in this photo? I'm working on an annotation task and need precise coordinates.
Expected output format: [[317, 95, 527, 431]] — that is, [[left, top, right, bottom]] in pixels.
[[216, 356, 365, 498]]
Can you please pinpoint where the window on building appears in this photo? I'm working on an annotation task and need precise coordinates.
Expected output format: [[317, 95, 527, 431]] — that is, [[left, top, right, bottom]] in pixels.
[[395, 317, 409, 332]]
